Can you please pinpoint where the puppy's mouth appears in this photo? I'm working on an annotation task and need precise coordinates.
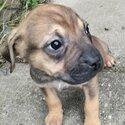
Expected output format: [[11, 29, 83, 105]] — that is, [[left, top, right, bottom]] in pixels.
[[58, 64, 102, 85], [60, 56, 103, 84]]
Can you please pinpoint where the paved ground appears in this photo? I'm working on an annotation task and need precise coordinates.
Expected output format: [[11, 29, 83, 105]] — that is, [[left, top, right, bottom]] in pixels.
[[0, 0, 125, 125]]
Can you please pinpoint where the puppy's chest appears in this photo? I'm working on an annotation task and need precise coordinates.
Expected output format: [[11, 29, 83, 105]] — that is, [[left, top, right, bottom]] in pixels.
[[34, 80, 88, 90]]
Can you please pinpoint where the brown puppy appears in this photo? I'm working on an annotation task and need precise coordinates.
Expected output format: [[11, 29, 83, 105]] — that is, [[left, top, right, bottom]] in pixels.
[[1, 4, 115, 125]]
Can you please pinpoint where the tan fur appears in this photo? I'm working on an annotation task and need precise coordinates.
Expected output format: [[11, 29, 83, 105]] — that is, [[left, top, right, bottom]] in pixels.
[[83, 76, 101, 125], [41, 88, 63, 125], [29, 50, 65, 75], [1, 3, 115, 125]]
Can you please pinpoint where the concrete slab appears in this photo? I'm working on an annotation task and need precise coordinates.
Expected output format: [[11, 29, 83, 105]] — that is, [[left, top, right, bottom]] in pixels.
[[0, 0, 125, 125]]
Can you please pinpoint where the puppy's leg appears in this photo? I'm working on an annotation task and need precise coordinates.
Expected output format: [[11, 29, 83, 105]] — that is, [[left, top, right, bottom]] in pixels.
[[83, 76, 101, 125], [41, 88, 63, 125], [91, 36, 115, 67]]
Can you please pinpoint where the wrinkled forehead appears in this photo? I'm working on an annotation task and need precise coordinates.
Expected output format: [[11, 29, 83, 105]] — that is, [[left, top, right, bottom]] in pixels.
[[25, 4, 84, 33], [24, 4, 86, 46]]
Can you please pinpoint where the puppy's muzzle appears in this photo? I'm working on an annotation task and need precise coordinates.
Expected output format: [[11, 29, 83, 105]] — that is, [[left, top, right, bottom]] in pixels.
[[60, 46, 103, 84], [30, 45, 103, 85]]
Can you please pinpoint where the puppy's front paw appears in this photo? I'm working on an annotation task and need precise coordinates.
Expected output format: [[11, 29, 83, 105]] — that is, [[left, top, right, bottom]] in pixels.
[[104, 55, 115, 68], [45, 111, 63, 125]]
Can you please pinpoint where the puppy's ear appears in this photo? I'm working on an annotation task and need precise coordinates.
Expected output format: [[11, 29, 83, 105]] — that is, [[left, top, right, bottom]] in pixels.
[[1, 28, 20, 73], [91, 35, 110, 60]]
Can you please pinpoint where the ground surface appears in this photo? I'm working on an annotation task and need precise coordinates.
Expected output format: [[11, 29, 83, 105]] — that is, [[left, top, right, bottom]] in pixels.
[[0, 0, 125, 125]]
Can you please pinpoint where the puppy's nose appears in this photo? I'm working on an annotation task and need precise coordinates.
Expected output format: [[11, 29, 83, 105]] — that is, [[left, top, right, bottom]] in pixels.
[[79, 47, 102, 70], [80, 55, 101, 70]]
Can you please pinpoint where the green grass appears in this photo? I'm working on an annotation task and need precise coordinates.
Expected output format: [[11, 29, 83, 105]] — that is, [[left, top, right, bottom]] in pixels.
[[0, 0, 49, 40]]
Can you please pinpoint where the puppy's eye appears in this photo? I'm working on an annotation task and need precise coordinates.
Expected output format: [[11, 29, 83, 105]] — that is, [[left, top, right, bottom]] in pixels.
[[85, 23, 90, 35], [50, 40, 62, 50], [45, 38, 65, 59], [84, 22, 92, 41]]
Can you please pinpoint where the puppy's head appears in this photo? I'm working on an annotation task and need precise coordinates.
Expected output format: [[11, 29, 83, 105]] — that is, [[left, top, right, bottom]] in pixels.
[[2, 4, 103, 85]]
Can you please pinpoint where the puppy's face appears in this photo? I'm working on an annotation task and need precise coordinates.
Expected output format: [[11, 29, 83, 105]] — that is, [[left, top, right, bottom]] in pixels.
[[3, 4, 103, 85]]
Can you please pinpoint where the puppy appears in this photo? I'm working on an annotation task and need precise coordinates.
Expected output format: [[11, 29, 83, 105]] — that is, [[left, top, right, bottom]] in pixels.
[[1, 3, 115, 125]]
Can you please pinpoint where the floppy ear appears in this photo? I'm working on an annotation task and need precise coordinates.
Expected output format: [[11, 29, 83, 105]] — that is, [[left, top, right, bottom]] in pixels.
[[1, 28, 20, 73], [91, 35, 110, 60]]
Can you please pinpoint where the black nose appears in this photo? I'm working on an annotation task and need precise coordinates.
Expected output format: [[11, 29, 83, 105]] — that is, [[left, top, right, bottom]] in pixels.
[[79, 45, 103, 70], [79, 53, 101, 70]]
